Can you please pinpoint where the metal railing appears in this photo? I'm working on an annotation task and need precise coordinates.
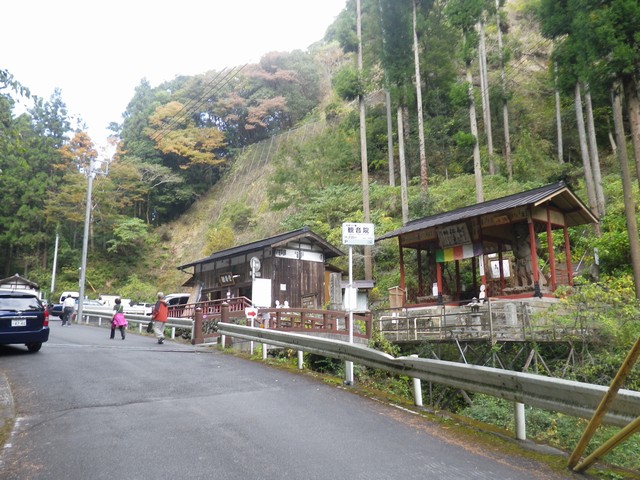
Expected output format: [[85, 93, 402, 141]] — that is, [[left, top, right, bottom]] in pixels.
[[216, 322, 640, 430], [80, 309, 194, 340], [376, 298, 587, 343]]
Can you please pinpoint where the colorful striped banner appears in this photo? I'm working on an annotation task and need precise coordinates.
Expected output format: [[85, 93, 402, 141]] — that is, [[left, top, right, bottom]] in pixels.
[[435, 243, 483, 263]]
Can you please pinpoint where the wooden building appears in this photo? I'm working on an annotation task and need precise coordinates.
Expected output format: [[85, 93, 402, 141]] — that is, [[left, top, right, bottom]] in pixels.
[[177, 227, 344, 309], [376, 182, 598, 305], [0, 274, 40, 296]]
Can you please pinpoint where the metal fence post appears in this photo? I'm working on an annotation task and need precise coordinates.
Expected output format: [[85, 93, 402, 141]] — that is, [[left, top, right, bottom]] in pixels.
[[515, 402, 526, 440], [411, 354, 423, 407]]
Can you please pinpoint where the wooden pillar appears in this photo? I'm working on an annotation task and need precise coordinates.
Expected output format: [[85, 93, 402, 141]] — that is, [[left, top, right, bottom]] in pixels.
[[417, 248, 424, 297], [528, 216, 542, 298], [564, 224, 573, 286], [546, 205, 557, 291], [472, 256, 478, 297], [399, 237, 406, 292], [455, 260, 461, 300], [192, 307, 203, 345], [436, 262, 443, 305], [498, 245, 505, 294], [476, 218, 487, 291]]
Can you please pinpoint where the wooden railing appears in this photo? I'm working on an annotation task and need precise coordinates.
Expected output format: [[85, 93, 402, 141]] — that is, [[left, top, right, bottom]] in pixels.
[[168, 297, 252, 319], [190, 302, 372, 344], [260, 308, 372, 338]]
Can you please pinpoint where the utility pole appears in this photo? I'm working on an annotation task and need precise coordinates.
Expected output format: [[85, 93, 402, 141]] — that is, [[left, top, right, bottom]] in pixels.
[[356, 0, 373, 280], [76, 159, 108, 323], [51, 232, 59, 294]]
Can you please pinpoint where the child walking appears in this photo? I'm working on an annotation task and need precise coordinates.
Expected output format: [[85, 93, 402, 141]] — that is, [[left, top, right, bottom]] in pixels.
[[110, 298, 128, 340]]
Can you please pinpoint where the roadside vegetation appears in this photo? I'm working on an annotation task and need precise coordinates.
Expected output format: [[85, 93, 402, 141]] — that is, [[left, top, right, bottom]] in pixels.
[[1, 0, 640, 475]]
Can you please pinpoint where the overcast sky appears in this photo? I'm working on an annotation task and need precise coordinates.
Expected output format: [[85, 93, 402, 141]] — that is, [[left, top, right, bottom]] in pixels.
[[3, 0, 346, 155]]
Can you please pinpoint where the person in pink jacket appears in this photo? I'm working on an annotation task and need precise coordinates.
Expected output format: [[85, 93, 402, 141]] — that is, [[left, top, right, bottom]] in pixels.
[[110, 298, 128, 340]]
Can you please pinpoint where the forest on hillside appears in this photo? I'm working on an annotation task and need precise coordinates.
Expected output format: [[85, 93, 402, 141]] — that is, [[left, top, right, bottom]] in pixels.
[[1, 0, 640, 306]]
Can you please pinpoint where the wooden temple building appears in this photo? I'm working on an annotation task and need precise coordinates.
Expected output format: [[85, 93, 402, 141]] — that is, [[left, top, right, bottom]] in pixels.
[[376, 182, 598, 306], [177, 227, 344, 309]]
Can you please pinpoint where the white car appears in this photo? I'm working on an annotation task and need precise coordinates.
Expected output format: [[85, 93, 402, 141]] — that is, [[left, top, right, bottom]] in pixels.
[[124, 303, 154, 316]]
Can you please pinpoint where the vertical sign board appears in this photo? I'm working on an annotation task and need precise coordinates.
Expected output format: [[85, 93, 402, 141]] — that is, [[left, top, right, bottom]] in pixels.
[[342, 222, 374, 385], [252, 278, 272, 308], [342, 223, 375, 246], [341, 222, 375, 310]]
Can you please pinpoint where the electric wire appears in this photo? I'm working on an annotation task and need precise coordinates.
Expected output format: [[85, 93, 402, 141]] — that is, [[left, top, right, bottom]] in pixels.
[[150, 64, 247, 144], [150, 65, 244, 142]]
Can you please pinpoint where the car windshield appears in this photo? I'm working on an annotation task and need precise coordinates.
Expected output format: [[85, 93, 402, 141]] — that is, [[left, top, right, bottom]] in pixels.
[[0, 296, 43, 311]]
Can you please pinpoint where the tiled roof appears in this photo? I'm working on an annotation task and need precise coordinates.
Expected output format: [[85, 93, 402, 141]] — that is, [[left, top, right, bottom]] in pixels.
[[178, 226, 344, 269], [377, 181, 597, 242]]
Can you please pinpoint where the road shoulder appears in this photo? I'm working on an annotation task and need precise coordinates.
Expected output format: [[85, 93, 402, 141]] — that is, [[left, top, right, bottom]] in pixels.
[[0, 372, 14, 446]]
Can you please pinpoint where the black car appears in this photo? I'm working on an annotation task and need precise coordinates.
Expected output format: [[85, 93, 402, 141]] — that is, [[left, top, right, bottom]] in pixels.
[[0, 290, 50, 352], [49, 302, 64, 318]]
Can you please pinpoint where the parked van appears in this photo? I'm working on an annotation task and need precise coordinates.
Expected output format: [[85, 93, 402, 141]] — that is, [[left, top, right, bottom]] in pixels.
[[165, 293, 191, 306], [59, 291, 79, 303]]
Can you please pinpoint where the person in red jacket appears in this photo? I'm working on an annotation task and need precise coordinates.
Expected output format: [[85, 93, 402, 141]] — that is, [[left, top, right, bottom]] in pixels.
[[151, 292, 169, 344]]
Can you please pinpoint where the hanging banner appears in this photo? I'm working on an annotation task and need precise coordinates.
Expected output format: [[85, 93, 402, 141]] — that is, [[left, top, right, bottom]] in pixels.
[[435, 242, 483, 263]]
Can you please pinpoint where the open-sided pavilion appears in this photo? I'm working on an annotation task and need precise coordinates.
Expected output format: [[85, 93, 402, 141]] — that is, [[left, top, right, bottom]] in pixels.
[[376, 182, 598, 306]]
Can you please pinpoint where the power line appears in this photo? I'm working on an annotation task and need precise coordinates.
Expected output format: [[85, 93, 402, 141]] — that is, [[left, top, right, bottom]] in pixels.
[[150, 64, 247, 144]]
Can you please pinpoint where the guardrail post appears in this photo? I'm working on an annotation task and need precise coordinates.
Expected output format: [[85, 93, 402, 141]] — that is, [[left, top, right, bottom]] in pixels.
[[515, 402, 526, 440], [298, 350, 304, 369], [221, 302, 230, 348], [192, 307, 203, 345], [411, 354, 423, 407]]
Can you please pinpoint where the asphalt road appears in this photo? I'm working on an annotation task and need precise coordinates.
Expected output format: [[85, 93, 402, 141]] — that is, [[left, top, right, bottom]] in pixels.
[[0, 319, 576, 480]]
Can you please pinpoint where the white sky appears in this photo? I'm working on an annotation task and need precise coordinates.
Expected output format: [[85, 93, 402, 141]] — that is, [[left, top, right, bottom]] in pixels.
[[3, 0, 347, 155]]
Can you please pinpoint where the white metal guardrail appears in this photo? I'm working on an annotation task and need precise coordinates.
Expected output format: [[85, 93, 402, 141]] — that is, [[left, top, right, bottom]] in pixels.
[[217, 322, 640, 429], [81, 308, 194, 339]]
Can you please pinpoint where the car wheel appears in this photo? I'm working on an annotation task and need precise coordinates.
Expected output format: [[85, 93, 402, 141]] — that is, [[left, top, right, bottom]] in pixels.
[[26, 343, 42, 353]]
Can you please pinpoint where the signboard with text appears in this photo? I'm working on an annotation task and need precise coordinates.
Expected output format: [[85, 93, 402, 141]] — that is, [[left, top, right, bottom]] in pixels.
[[342, 222, 375, 246]]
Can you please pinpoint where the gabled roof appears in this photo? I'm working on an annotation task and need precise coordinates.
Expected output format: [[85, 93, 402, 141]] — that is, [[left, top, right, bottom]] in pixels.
[[178, 227, 344, 270], [0, 273, 39, 290], [377, 181, 597, 242]]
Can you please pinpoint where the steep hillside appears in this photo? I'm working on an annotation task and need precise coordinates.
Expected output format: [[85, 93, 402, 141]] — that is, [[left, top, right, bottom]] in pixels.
[[148, 120, 329, 291]]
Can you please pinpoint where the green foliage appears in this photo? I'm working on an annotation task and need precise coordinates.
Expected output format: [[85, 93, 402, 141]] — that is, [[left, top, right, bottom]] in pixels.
[[377, 0, 414, 87], [587, 176, 640, 275], [332, 65, 362, 101], [305, 353, 343, 375], [222, 200, 255, 231], [448, 81, 470, 108], [118, 274, 158, 303], [106, 217, 150, 254], [462, 395, 640, 472], [203, 222, 235, 256], [510, 131, 564, 183], [452, 130, 476, 150]]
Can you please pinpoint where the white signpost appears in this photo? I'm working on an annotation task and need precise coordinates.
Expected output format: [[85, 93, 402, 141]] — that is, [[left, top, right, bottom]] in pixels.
[[342, 222, 374, 385]]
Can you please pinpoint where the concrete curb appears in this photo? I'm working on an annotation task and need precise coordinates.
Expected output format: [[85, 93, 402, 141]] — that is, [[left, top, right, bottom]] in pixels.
[[0, 371, 14, 439]]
